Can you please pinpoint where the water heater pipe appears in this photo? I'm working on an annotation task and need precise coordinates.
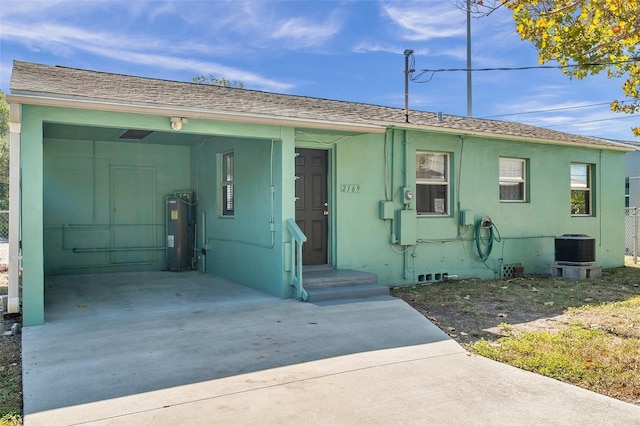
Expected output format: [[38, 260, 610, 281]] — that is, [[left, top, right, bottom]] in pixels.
[[193, 223, 198, 270], [200, 211, 206, 273]]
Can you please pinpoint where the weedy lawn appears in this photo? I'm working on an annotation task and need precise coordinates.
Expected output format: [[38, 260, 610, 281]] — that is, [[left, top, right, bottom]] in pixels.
[[392, 263, 640, 405]]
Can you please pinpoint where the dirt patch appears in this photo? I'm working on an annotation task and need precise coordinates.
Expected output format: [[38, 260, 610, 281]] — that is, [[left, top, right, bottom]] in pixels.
[[0, 269, 22, 421], [393, 268, 640, 345], [0, 320, 21, 420]]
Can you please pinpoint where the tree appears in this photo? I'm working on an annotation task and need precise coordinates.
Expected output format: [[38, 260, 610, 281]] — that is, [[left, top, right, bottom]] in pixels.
[[457, 0, 640, 136], [192, 75, 244, 88], [0, 91, 8, 210]]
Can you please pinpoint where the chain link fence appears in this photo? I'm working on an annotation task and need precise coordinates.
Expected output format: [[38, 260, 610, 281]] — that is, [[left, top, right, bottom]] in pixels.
[[625, 207, 639, 263], [0, 210, 7, 266], [0, 211, 7, 264]]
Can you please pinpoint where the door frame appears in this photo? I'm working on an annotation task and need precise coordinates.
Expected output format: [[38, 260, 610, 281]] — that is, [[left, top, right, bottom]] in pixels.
[[294, 145, 334, 266]]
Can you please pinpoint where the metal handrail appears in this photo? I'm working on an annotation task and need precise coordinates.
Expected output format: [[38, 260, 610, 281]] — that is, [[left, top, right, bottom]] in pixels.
[[286, 218, 308, 301]]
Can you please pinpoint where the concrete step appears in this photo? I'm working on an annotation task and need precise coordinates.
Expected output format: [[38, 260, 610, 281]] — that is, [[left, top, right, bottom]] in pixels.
[[305, 284, 390, 302], [302, 268, 389, 302]]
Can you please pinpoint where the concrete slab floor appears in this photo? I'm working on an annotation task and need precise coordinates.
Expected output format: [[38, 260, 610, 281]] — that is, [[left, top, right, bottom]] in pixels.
[[24, 272, 452, 416], [23, 271, 640, 425]]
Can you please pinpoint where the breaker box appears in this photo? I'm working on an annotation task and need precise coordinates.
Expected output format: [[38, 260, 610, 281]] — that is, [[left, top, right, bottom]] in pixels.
[[396, 209, 416, 246], [379, 201, 394, 220]]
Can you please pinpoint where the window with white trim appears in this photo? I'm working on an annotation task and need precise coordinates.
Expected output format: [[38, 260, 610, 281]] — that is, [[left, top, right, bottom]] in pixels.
[[499, 157, 526, 202], [571, 163, 592, 215], [416, 151, 449, 215], [221, 151, 234, 216]]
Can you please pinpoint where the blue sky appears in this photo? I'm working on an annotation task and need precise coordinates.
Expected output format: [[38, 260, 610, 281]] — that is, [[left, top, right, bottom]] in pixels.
[[1, 0, 637, 141]]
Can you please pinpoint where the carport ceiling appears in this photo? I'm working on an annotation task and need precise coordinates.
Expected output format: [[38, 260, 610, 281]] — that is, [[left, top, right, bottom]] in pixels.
[[43, 123, 211, 146]]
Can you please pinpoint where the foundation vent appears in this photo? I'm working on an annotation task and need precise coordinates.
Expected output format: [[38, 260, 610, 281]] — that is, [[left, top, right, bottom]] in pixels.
[[417, 272, 449, 284], [502, 263, 523, 280]]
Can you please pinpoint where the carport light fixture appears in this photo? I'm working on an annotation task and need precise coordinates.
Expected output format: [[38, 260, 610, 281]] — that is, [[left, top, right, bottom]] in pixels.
[[170, 116, 188, 131]]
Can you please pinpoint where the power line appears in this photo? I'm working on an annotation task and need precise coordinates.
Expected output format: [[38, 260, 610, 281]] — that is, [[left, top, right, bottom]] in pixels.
[[410, 58, 639, 83], [538, 114, 639, 128], [479, 100, 635, 119]]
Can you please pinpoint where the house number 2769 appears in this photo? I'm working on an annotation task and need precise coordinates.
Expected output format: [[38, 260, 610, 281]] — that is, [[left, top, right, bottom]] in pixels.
[[340, 184, 361, 193]]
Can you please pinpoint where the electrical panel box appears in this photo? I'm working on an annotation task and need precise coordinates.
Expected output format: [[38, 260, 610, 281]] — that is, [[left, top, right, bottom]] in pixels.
[[396, 209, 416, 246], [459, 209, 475, 226], [379, 201, 394, 220]]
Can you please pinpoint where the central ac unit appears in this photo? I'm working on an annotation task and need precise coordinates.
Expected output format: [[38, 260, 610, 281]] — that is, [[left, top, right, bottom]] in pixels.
[[555, 234, 595, 265]]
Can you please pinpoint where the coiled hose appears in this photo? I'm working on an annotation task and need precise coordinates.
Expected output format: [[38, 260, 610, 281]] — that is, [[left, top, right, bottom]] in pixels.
[[475, 217, 501, 263]]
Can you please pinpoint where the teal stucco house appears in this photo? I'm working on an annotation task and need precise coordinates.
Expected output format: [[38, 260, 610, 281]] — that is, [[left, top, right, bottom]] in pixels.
[[6, 61, 631, 326]]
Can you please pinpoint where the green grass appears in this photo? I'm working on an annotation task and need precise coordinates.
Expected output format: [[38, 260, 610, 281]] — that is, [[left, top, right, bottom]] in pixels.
[[0, 335, 21, 424], [471, 313, 640, 404], [391, 267, 640, 405], [0, 409, 21, 426]]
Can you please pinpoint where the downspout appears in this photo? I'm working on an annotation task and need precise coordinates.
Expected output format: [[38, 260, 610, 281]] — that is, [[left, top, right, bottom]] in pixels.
[[7, 104, 21, 314], [388, 128, 394, 201], [403, 129, 409, 192], [599, 149, 603, 249], [390, 128, 396, 243], [403, 129, 410, 280]]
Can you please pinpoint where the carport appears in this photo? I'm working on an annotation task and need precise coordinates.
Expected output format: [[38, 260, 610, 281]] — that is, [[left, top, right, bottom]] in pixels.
[[11, 84, 294, 326], [42, 123, 209, 277]]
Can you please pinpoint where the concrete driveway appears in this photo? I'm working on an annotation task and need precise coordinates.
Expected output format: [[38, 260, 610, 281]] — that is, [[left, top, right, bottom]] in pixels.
[[23, 271, 640, 425]]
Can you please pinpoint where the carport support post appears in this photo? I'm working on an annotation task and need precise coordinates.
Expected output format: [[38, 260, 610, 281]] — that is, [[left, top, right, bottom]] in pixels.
[[18, 108, 45, 326], [7, 104, 21, 314]]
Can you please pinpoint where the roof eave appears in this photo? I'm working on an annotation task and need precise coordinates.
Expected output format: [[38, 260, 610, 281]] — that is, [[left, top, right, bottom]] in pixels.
[[383, 123, 635, 152], [7, 93, 388, 135], [8, 92, 633, 152]]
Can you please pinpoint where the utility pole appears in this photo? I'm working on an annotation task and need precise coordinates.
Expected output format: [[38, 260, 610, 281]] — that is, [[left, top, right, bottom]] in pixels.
[[466, 0, 473, 117], [404, 49, 413, 123]]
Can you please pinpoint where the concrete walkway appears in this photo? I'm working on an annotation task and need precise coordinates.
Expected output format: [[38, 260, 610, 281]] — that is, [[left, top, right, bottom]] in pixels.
[[23, 272, 640, 425]]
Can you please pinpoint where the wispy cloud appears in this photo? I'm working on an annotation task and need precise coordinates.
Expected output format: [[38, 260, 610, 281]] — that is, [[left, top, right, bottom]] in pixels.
[[2, 0, 340, 91], [97, 48, 293, 92], [381, 1, 466, 41], [87, 46, 294, 92], [1, 21, 218, 56], [271, 14, 343, 48], [198, 1, 346, 50], [0, 20, 292, 91], [352, 42, 425, 55], [1, 0, 87, 19]]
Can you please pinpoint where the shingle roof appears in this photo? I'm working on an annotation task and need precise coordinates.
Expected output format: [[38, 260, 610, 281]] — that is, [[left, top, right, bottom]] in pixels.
[[9, 60, 629, 149]]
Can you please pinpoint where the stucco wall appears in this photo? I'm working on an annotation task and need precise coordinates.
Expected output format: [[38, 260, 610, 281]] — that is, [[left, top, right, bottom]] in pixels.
[[18, 102, 627, 326], [328, 129, 626, 285], [193, 134, 292, 298], [43, 138, 191, 274]]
